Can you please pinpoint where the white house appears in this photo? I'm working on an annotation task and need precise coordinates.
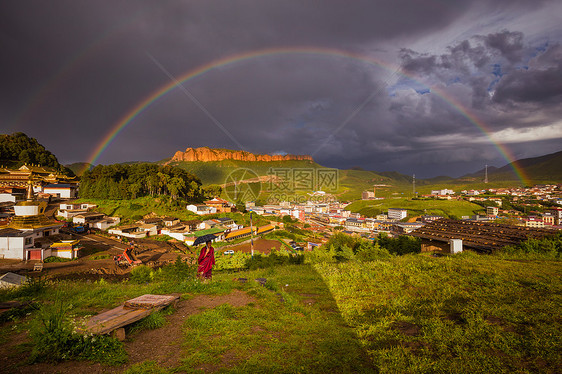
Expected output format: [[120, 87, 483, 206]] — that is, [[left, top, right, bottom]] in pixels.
[[0, 228, 34, 260], [186, 204, 216, 215], [3, 201, 63, 260], [431, 189, 455, 196], [108, 223, 158, 239], [56, 202, 97, 219], [388, 208, 407, 221], [43, 184, 78, 198], [89, 217, 120, 230], [73, 212, 106, 225], [50, 240, 81, 259], [160, 226, 191, 241]]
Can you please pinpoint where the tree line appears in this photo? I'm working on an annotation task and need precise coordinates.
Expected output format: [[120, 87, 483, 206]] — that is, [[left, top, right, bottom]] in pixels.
[[79, 163, 205, 201]]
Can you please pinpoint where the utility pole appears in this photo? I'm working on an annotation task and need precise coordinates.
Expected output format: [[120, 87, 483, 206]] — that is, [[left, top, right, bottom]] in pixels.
[[412, 174, 416, 197], [484, 165, 488, 184]]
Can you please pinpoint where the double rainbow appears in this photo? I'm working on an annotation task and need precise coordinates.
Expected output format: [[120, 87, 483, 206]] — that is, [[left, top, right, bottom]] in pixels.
[[83, 46, 529, 185]]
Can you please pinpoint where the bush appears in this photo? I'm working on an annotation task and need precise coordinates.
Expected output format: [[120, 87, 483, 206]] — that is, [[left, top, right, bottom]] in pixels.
[[130, 265, 153, 284], [376, 234, 421, 255], [356, 241, 392, 262], [214, 251, 250, 271], [246, 252, 304, 270], [0, 277, 46, 302], [500, 232, 562, 257], [44, 256, 72, 263], [152, 256, 197, 283], [29, 297, 126, 364]]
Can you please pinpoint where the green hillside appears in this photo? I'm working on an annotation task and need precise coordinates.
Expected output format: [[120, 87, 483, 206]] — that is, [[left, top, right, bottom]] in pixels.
[[167, 160, 403, 201], [461, 149, 562, 185], [166, 160, 320, 185], [345, 197, 483, 218], [152, 149, 561, 202]]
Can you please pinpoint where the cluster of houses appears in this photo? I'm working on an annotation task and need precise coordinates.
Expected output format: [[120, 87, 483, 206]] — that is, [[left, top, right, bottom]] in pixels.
[[108, 214, 274, 246], [0, 164, 78, 198], [0, 190, 70, 261], [0, 166, 88, 261], [246, 198, 424, 237], [186, 197, 236, 215]]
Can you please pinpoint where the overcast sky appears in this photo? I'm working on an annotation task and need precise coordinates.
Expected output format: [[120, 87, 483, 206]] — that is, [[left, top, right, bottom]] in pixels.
[[1, 0, 561, 178]]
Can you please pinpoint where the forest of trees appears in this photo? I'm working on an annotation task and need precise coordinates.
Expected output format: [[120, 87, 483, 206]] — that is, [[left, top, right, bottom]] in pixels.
[[0, 132, 66, 171], [79, 163, 205, 201]]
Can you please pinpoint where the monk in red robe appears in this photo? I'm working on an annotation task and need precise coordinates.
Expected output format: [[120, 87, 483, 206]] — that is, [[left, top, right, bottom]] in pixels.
[[197, 241, 215, 280]]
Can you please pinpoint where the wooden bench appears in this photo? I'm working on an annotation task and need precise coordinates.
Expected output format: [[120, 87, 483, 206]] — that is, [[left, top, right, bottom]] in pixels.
[[83, 294, 179, 341], [33, 263, 43, 272]]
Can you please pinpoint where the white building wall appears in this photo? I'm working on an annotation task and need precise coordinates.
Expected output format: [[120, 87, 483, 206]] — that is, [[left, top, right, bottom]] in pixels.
[[44, 187, 76, 198], [0, 193, 16, 203], [388, 209, 407, 220], [14, 205, 40, 216], [0, 237, 28, 260]]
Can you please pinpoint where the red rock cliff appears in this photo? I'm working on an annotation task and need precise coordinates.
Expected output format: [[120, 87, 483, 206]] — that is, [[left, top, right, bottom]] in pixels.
[[171, 147, 314, 162]]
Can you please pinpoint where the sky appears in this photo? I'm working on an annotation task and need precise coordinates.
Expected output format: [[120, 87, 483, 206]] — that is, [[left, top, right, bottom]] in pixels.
[[1, 0, 561, 178]]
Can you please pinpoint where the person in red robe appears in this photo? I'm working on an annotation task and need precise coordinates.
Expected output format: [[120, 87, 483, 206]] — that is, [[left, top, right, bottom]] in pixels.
[[197, 241, 215, 280]]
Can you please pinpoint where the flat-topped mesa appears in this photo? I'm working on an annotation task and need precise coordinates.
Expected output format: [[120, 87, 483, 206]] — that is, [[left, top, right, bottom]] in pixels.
[[171, 147, 314, 162]]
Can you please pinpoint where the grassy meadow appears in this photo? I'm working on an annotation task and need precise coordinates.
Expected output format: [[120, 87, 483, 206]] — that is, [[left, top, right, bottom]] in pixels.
[[72, 196, 201, 223], [1, 250, 560, 373], [345, 197, 484, 218]]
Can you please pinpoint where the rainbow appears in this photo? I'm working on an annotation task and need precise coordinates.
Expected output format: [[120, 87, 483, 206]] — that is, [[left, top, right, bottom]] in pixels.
[[84, 46, 530, 185]]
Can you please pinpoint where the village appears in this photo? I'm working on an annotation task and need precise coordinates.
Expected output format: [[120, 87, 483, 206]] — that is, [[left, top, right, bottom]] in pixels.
[[0, 163, 561, 284]]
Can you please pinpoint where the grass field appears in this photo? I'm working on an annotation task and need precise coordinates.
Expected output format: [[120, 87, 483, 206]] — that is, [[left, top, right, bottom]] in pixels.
[[72, 196, 201, 223], [2, 251, 560, 373], [345, 197, 484, 218]]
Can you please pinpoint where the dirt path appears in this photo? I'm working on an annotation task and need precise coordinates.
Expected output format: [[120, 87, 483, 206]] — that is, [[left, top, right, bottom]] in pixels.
[[0, 232, 191, 281], [1, 289, 256, 374]]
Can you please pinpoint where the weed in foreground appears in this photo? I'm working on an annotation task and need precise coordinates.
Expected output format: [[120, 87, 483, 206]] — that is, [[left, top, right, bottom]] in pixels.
[[127, 305, 174, 335], [28, 296, 126, 365]]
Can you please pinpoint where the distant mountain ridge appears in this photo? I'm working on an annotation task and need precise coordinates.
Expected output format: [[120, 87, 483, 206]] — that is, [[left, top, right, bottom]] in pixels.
[[169, 147, 313, 163], [461, 150, 562, 183]]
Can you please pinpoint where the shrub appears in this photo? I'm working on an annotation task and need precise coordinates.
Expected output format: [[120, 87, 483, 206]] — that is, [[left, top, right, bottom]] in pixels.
[[0, 277, 46, 302], [44, 256, 72, 263], [214, 251, 250, 271], [500, 232, 562, 257], [29, 297, 126, 364], [130, 265, 153, 284], [355, 241, 392, 262], [376, 234, 421, 255], [152, 256, 197, 283], [246, 252, 304, 270]]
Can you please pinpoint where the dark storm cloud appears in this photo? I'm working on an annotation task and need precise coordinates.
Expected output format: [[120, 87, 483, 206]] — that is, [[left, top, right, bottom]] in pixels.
[[1, 0, 561, 177], [397, 29, 561, 121], [493, 44, 562, 104]]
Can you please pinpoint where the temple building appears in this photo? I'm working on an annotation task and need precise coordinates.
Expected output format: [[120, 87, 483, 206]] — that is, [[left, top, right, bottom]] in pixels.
[[0, 164, 77, 190], [0, 182, 64, 260]]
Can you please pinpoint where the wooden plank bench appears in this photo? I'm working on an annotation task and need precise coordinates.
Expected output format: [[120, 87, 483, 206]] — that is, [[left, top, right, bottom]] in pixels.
[[83, 294, 179, 341]]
